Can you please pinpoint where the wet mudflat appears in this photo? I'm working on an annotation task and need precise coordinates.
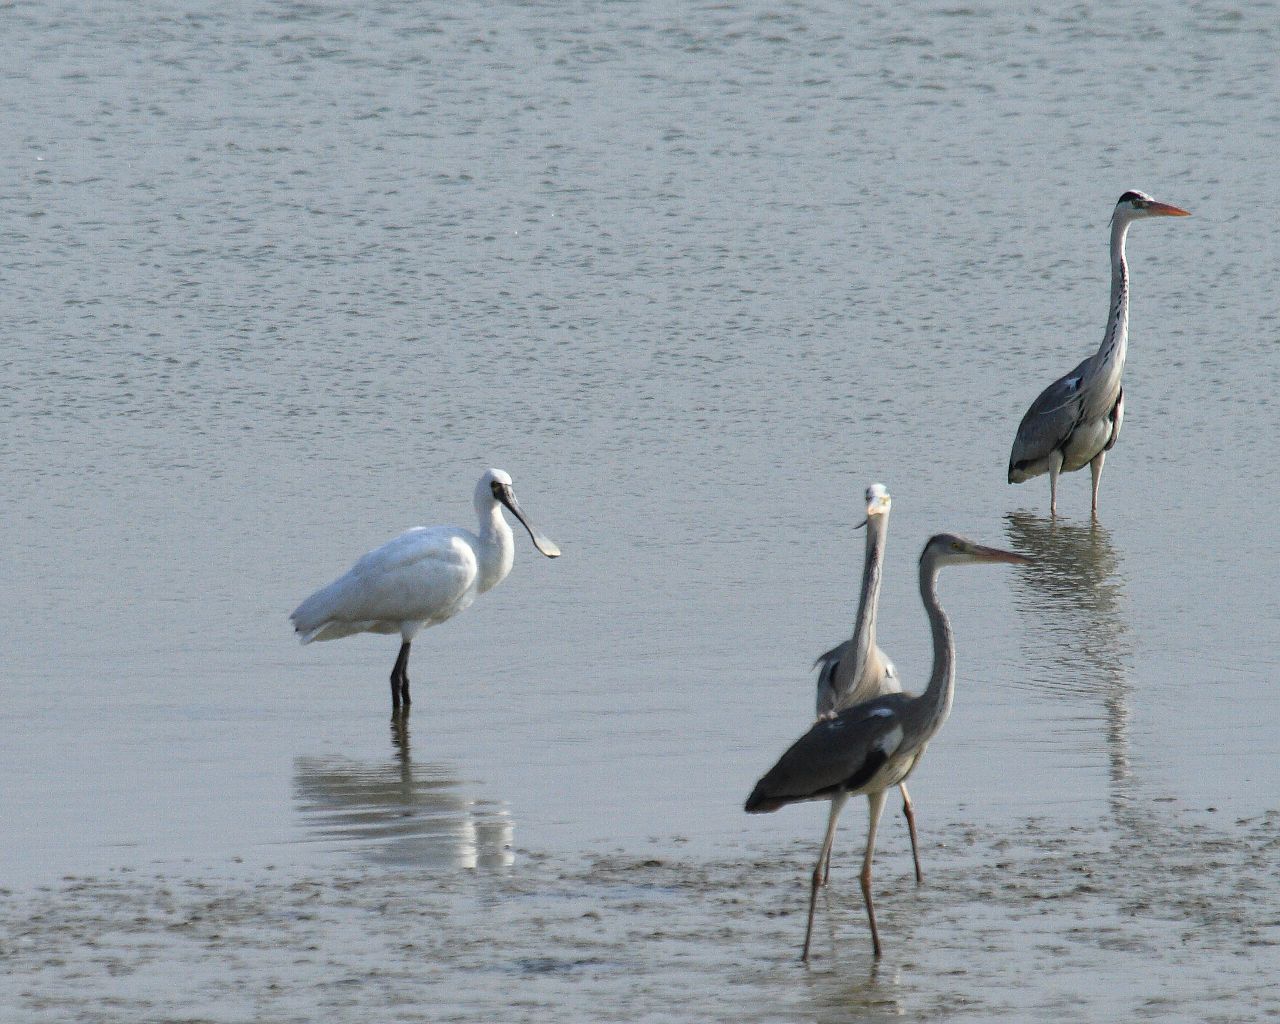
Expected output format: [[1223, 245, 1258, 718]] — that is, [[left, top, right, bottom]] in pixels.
[[5, 810, 1279, 1023]]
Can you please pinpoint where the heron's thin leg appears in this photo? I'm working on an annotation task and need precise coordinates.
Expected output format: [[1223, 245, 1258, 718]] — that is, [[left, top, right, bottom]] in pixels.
[[817, 794, 846, 888], [900, 783, 922, 884], [803, 792, 849, 962], [1048, 452, 1062, 517], [1089, 450, 1105, 519], [390, 641, 411, 710], [860, 789, 888, 958]]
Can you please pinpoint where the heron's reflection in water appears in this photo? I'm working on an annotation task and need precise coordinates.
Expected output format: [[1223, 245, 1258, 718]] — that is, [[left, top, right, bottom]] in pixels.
[[1004, 512, 1134, 806], [806, 969, 905, 1023], [293, 713, 513, 869]]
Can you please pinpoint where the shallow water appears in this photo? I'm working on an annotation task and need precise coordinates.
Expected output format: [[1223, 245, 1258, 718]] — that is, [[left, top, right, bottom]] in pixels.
[[3, 0, 1279, 1020]]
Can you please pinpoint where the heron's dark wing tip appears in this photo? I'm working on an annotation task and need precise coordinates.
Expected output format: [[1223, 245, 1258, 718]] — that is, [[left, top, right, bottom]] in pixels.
[[744, 785, 785, 814]]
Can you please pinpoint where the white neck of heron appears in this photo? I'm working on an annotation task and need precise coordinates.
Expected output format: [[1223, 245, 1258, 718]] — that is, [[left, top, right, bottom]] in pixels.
[[1092, 216, 1132, 382], [830, 512, 887, 699], [851, 514, 887, 672]]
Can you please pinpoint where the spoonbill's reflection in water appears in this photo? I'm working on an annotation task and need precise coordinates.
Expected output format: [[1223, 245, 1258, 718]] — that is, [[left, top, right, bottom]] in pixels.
[[1003, 512, 1134, 805], [293, 714, 513, 869]]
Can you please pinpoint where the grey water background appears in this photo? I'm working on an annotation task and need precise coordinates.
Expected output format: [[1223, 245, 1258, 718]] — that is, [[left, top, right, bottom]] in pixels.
[[2, 0, 1279, 1019]]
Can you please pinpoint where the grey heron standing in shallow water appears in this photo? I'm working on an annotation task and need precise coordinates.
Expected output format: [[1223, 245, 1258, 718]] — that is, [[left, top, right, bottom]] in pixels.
[[291, 469, 560, 711], [812, 484, 922, 886], [1008, 191, 1190, 517], [746, 534, 1030, 961]]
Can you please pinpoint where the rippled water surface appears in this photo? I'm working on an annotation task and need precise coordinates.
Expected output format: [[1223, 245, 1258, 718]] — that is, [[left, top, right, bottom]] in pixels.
[[3, 1, 1279, 1020]]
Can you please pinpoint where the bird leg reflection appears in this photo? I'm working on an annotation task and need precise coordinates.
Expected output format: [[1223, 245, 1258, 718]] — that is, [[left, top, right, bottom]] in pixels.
[[390, 641, 412, 710], [390, 706, 410, 752]]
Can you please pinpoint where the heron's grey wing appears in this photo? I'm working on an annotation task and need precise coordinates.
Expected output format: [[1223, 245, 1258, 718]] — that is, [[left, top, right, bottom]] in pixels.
[[813, 641, 849, 716], [745, 698, 907, 812], [1103, 385, 1123, 451], [1008, 357, 1091, 478]]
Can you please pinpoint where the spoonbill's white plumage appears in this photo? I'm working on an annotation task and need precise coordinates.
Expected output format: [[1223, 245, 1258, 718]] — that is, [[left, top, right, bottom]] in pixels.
[[290, 468, 560, 710]]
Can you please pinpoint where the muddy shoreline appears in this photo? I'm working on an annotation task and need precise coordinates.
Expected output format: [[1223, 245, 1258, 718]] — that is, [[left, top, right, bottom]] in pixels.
[[4, 811, 1277, 1022]]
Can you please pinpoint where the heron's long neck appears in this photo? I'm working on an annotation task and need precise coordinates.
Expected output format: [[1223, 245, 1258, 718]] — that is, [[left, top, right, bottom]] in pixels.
[[475, 502, 515, 594], [831, 515, 886, 699], [851, 516, 886, 669], [911, 555, 955, 743], [1092, 217, 1132, 382]]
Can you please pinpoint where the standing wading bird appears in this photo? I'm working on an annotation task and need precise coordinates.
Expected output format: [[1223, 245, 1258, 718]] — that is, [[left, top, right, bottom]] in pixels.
[[290, 469, 560, 711], [745, 534, 1030, 961], [812, 485, 922, 886], [1008, 191, 1190, 517]]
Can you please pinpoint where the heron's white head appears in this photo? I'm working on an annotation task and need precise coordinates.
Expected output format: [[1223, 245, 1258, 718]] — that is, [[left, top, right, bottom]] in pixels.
[[1112, 190, 1191, 224], [853, 482, 891, 531], [921, 533, 1030, 569], [865, 483, 891, 519], [478, 468, 561, 558]]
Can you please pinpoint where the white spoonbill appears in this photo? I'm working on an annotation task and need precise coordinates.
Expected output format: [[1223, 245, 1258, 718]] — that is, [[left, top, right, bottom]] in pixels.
[[290, 468, 560, 710]]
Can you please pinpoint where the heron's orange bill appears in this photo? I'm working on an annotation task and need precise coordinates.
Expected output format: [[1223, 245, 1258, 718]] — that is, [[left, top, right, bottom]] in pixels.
[[1149, 202, 1191, 217], [972, 543, 1032, 565]]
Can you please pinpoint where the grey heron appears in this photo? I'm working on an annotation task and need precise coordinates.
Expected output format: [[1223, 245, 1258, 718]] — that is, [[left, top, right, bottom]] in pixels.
[[291, 468, 560, 711], [1008, 191, 1190, 517], [746, 534, 1030, 961], [812, 484, 922, 885]]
